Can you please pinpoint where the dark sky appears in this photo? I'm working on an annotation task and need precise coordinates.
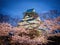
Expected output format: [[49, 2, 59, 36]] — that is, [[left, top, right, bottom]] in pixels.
[[0, 0, 60, 18]]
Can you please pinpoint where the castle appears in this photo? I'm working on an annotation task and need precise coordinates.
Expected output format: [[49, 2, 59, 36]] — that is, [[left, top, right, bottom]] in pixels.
[[18, 9, 42, 30]]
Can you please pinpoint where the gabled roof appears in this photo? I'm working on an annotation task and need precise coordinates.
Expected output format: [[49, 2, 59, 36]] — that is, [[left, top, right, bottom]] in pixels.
[[23, 9, 38, 19], [26, 8, 35, 13]]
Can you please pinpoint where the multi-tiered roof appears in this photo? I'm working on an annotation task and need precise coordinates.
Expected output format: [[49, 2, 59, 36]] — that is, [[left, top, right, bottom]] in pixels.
[[18, 9, 41, 30]]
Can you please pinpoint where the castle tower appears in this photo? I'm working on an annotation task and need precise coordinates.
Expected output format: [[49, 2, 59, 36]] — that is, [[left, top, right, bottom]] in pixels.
[[18, 9, 41, 30]]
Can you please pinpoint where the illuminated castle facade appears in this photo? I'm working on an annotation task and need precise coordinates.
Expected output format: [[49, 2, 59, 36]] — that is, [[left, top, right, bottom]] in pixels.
[[18, 9, 42, 30]]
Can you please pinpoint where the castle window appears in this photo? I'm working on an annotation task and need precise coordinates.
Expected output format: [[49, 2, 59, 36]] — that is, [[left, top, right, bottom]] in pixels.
[[28, 15, 32, 17]]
